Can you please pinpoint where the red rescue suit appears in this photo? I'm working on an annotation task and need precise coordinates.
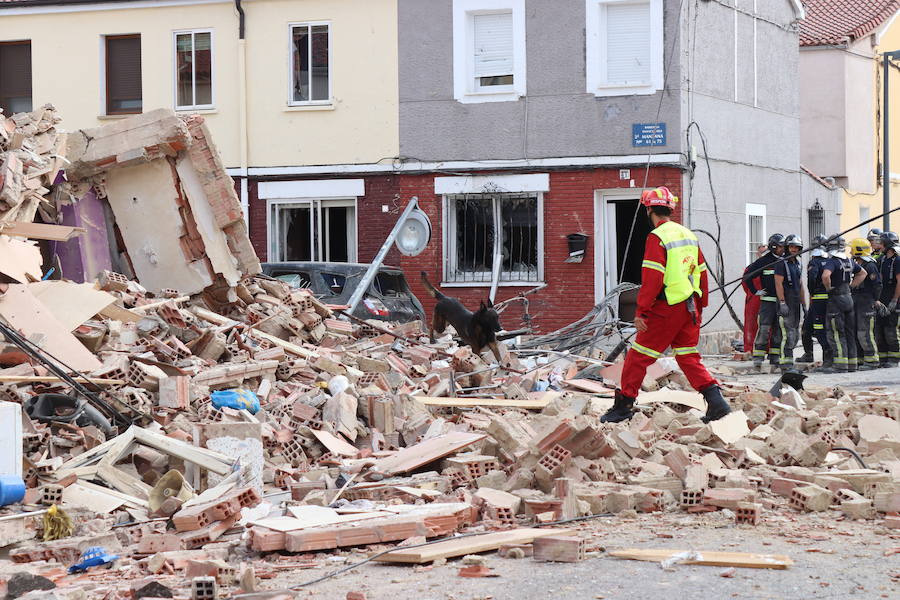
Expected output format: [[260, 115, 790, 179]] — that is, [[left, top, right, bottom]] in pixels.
[[742, 269, 762, 352], [620, 225, 719, 398]]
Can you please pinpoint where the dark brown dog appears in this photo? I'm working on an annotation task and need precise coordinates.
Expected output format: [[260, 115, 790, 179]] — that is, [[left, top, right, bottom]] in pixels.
[[420, 272, 504, 363]]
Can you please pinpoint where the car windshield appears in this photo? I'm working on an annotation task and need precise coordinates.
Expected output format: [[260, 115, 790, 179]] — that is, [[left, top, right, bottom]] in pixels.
[[373, 272, 407, 297], [321, 273, 346, 295], [273, 272, 311, 289]]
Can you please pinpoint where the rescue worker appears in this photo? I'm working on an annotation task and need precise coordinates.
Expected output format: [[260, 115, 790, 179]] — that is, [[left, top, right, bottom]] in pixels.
[[798, 234, 831, 364], [868, 228, 884, 262], [820, 236, 866, 372], [600, 187, 730, 424], [741, 245, 768, 353], [743, 234, 786, 367], [849, 238, 882, 369], [774, 235, 805, 371], [875, 231, 900, 367]]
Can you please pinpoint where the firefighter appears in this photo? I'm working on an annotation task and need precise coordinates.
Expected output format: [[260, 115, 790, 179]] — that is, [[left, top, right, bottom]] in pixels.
[[798, 234, 831, 364], [741, 245, 768, 354], [868, 228, 884, 262], [820, 236, 866, 373], [743, 234, 786, 367], [600, 186, 730, 424], [875, 231, 900, 367], [774, 235, 805, 371], [849, 238, 882, 369]]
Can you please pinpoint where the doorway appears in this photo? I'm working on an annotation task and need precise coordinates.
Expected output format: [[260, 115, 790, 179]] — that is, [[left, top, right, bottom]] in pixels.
[[594, 191, 652, 307]]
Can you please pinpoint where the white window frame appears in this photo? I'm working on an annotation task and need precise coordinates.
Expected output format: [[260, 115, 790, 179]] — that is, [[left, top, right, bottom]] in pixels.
[[287, 21, 332, 107], [585, 0, 664, 97], [267, 197, 358, 263], [746, 202, 767, 265], [441, 192, 544, 286], [173, 29, 214, 111], [452, 0, 526, 104]]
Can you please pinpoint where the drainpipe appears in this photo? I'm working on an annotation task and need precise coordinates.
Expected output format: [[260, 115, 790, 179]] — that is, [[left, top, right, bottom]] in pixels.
[[235, 0, 249, 223], [788, 0, 805, 21]]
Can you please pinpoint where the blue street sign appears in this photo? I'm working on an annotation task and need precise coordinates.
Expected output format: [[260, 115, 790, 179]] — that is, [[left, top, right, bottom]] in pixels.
[[632, 123, 667, 147]]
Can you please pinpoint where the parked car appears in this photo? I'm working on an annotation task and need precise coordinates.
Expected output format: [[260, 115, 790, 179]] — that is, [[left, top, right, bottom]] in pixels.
[[260, 262, 426, 324]]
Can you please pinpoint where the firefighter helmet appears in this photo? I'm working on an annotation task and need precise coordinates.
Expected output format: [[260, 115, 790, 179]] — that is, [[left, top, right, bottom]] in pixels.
[[640, 186, 678, 209], [867, 228, 883, 242], [811, 234, 829, 258], [850, 238, 872, 257], [767, 233, 785, 252], [826, 235, 846, 251], [881, 231, 900, 251]]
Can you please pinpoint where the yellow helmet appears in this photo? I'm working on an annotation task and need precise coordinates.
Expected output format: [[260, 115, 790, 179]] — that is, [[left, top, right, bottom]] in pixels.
[[850, 238, 872, 257]]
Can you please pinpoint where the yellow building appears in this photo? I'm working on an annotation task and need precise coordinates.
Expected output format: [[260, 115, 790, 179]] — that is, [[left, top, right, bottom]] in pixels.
[[800, 0, 900, 236]]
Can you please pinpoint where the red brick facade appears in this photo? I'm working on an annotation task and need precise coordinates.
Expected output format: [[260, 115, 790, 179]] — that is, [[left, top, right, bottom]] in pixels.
[[246, 166, 682, 333]]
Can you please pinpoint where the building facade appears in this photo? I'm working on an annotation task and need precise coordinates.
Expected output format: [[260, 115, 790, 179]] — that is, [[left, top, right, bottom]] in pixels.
[[799, 0, 900, 235], [0, 0, 822, 337]]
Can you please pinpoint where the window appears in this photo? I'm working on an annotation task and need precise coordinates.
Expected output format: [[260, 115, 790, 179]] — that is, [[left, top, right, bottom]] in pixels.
[[268, 199, 356, 262], [585, 0, 664, 97], [105, 34, 142, 115], [289, 23, 329, 105], [444, 193, 542, 284], [452, 0, 526, 103], [809, 201, 825, 242], [174, 30, 213, 110], [746, 203, 766, 264], [0, 41, 32, 116], [858, 205, 869, 238]]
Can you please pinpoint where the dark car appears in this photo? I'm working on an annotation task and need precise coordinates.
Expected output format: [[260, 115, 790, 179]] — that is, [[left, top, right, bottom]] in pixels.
[[260, 262, 426, 324]]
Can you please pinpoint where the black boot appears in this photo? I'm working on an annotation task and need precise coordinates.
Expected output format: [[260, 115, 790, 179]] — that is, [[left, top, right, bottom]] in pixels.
[[600, 390, 635, 423], [700, 385, 731, 423], [795, 352, 814, 363]]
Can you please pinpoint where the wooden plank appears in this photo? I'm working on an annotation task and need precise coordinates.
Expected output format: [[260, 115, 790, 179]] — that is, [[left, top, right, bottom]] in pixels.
[[74, 479, 147, 509], [562, 379, 613, 395], [62, 482, 126, 513], [132, 427, 234, 475], [371, 432, 487, 476], [0, 376, 124, 385], [97, 465, 152, 500], [28, 281, 116, 331], [0, 222, 86, 241], [608, 549, 793, 569], [191, 306, 318, 359], [415, 397, 554, 410], [56, 428, 134, 473], [0, 284, 102, 372], [374, 528, 575, 564], [132, 296, 190, 313], [98, 303, 143, 323], [637, 389, 707, 411], [311, 430, 359, 457], [0, 236, 42, 283]]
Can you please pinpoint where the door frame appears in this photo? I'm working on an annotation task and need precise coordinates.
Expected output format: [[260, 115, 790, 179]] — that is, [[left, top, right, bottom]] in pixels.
[[593, 188, 643, 303]]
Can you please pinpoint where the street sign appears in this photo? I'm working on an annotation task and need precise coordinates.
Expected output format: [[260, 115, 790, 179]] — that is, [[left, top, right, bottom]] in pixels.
[[632, 123, 667, 147]]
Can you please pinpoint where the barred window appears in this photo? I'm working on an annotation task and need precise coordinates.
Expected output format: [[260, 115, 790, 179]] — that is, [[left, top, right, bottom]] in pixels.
[[808, 201, 825, 242], [444, 193, 542, 284]]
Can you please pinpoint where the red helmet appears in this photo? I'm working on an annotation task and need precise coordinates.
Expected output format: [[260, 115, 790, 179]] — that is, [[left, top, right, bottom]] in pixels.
[[640, 186, 678, 209]]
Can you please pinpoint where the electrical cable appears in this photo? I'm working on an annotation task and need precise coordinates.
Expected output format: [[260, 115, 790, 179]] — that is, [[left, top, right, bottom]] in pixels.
[[286, 511, 615, 590]]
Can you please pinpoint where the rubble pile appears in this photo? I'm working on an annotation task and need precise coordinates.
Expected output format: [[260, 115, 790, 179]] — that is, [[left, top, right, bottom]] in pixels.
[[0, 108, 898, 598]]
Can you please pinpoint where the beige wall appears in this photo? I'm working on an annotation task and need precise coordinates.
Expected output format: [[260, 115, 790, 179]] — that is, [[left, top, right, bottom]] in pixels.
[[0, 0, 399, 168], [800, 48, 846, 179]]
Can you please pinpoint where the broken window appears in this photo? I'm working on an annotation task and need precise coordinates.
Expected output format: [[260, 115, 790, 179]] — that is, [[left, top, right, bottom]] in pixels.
[[746, 203, 766, 265], [269, 199, 356, 263], [105, 34, 142, 115], [0, 41, 32, 116], [175, 30, 213, 110], [808, 201, 825, 242], [445, 193, 542, 284], [290, 23, 329, 104]]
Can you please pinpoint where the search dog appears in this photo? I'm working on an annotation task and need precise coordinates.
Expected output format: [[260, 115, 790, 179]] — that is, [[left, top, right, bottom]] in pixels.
[[420, 272, 504, 364]]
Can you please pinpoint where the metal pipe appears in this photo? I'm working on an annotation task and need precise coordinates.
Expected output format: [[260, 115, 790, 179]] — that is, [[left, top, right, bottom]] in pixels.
[[235, 0, 249, 223], [345, 197, 420, 315]]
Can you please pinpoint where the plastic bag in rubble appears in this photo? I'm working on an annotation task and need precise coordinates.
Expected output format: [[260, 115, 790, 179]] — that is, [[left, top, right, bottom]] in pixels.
[[328, 375, 351, 396], [211, 388, 260, 414]]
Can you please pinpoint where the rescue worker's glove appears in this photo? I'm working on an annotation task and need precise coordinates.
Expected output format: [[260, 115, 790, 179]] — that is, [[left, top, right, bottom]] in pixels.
[[889, 299, 898, 313], [876, 301, 890, 317], [754, 289, 767, 296], [778, 301, 790, 317]]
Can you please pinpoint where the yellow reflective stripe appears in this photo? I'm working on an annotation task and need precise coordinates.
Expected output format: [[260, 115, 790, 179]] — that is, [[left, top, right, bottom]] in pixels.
[[673, 346, 698, 355], [762, 296, 777, 302], [812, 294, 828, 300], [831, 317, 844, 361], [642, 260, 666, 274], [631, 342, 662, 359], [779, 316, 789, 363], [698, 264, 708, 272], [763, 269, 775, 275], [752, 349, 766, 357], [662, 238, 699, 250]]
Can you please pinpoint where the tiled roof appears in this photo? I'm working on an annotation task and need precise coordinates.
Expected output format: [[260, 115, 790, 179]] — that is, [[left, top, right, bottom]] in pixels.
[[800, 0, 900, 47]]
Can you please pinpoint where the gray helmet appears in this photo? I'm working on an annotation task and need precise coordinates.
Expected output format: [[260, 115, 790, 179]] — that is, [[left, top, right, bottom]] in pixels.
[[867, 228, 883, 242], [825, 235, 846, 251], [784, 234, 803, 249], [882, 231, 900, 251], [767, 233, 785, 252], [811, 234, 829, 257]]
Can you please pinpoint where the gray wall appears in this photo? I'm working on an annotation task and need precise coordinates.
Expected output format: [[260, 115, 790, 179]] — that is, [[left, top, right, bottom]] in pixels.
[[680, 0, 803, 332], [398, 0, 682, 161]]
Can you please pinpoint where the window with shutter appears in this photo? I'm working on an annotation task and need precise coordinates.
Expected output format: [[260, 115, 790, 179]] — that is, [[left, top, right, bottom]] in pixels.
[[585, 0, 663, 97], [0, 41, 33, 116], [106, 35, 142, 115], [473, 12, 514, 89], [452, 0, 526, 103]]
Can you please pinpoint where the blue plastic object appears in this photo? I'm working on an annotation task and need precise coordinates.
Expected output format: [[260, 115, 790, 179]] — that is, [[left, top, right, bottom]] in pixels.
[[0, 474, 26, 506], [211, 388, 260, 414], [68, 546, 119, 574]]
